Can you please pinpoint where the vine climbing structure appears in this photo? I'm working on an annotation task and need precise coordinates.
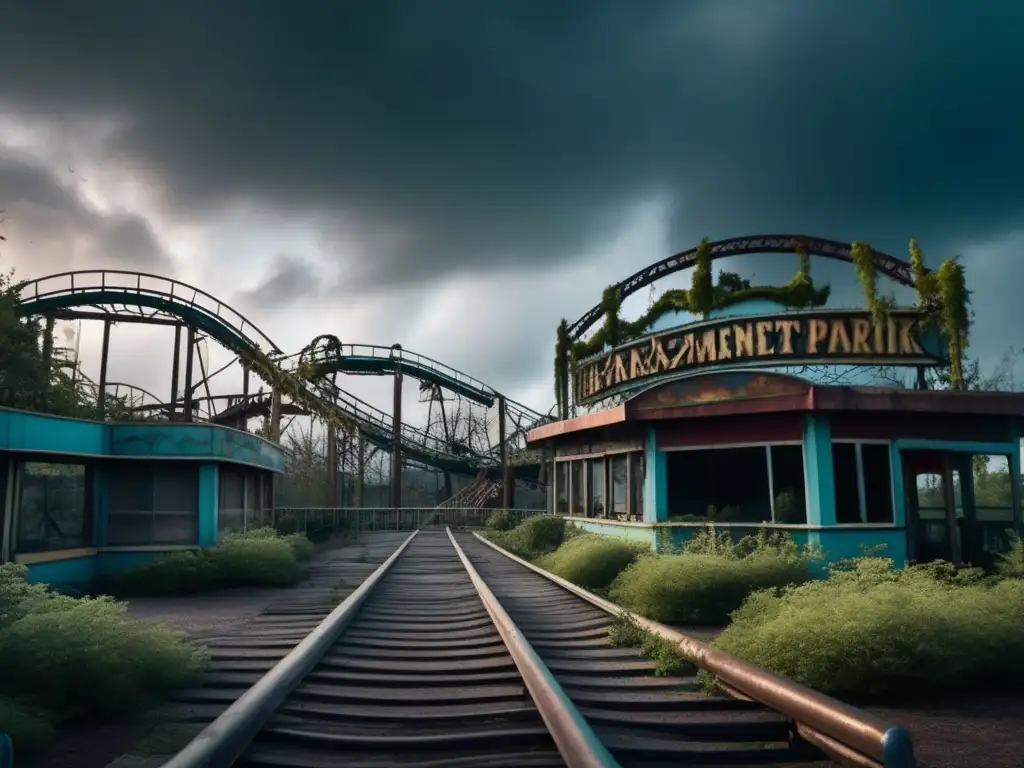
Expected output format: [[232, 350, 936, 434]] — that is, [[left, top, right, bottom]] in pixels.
[[553, 234, 972, 418]]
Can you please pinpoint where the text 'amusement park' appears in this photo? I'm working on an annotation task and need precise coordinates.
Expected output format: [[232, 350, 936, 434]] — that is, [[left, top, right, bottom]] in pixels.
[[2, 6, 1024, 768]]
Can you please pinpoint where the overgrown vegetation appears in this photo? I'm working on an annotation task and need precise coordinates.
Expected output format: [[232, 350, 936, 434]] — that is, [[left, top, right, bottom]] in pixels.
[[101, 528, 314, 596], [535, 533, 649, 592], [489, 515, 1024, 704], [606, 612, 695, 677], [552, 239, 832, 416], [0, 563, 208, 753], [486, 509, 518, 531], [0, 269, 134, 418], [484, 514, 569, 560], [609, 527, 815, 625], [706, 547, 1024, 703], [553, 236, 978, 416]]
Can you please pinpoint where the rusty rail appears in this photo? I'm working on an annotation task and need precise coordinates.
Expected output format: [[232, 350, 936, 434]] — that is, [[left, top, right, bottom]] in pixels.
[[163, 530, 419, 768], [472, 531, 917, 768], [446, 528, 621, 768]]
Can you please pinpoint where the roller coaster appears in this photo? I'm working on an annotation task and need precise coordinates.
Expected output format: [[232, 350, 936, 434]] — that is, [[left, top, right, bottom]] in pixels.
[[13, 270, 554, 481]]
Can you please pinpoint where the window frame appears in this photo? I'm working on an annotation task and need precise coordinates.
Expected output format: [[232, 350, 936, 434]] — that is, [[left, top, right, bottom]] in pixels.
[[10, 459, 92, 555]]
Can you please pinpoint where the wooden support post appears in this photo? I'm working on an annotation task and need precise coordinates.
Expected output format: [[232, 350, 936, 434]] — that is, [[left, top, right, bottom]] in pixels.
[[169, 324, 182, 419], [97, 319, 112, 420], [391, 365, 403, 509], [182, 326, 195, 422]]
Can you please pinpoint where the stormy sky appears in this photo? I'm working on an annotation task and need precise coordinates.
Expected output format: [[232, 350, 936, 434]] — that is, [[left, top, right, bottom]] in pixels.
[[1, 1, 1022, 428]]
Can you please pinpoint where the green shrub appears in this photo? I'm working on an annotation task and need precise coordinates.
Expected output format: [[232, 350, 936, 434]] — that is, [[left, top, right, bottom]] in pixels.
[[227, 527, 316, 562], [285, 532, 316, 562], [486, 509, 517, 531], [609, 529, 812, 625], [537, 534, 649, 591], [997, 532, 1024, 579], [487, 515, 566, 560], [0, 697, 53, 753], [104, 529, 308, 596], [208, 535, 306, 587], [706, 556, 1024, 703], [0, 563, 207, 754]]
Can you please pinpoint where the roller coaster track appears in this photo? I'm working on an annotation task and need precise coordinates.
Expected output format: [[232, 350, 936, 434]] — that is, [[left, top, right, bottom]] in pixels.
[[14, 270, 552, 474], [298, 336, 547, 431], [155, 528, 917, 768]]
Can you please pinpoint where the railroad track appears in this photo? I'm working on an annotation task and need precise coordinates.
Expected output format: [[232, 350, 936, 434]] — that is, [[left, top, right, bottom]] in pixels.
[[164, 529, 918, 768]]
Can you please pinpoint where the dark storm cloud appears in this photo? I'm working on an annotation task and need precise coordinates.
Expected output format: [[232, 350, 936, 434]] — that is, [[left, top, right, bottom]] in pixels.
[[0, 153, 173, 274], [87, 214, 173, 272], [231, 254, 319, 312], [0, 155, 85, 220], [1, 0, 1022, 299]]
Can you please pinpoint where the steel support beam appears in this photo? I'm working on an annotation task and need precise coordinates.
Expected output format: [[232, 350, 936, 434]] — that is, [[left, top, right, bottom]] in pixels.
[[391, 362, 404, 508], [97, 319, 112, 420], [182, 326, 195, 422], [169, 324, 182, 419]]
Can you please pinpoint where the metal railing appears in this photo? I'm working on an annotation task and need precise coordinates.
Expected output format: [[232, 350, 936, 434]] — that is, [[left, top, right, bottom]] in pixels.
[[273, 506, 550, 537]]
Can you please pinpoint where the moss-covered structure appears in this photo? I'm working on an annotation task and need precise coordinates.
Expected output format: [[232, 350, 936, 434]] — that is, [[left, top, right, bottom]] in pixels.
[[554, 237, 973, 417]]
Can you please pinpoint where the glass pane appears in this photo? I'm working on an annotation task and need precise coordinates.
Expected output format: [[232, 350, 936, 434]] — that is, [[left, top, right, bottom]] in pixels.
[[154, 464, 199, 513], [218, 467, 246, 533], [570, 462, 585, 516], [15, 462, 87, 553], [245, 473, 259, 528], [153, 513, 199, 545], [916, 473, 945, 519], [611, 455, 627, 515], [770, 445, 806, 524], [862, 444, 894, 523], [590, 458, 606, 518], [831, 443, 860, 523], [555, 462, 569, 514], [630, 452, 644, 521], [109, 463, 153, 511]]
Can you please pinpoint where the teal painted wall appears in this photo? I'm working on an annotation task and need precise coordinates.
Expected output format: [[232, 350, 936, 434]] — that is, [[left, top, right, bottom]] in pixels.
[[109, 424, 284, 471], [564, 518, 908, 571], [0, 410, 106, 456], [802, 414, 836, 526], [23, 555, 96, 586], [0, 407, 284, 473], [24, 549, 201, 587], [96, 550, 192, 574], [567, 518, 658, 547], [198, 463, 220, 546], [643, 427, 667, 523]]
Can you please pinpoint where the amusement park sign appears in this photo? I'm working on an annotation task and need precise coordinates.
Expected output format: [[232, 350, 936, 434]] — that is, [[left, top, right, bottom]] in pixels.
[[575, 309, 940, 403]]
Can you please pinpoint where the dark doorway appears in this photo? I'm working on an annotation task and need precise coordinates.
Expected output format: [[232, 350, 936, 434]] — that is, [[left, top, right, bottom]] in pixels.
[[903, 450, 959, 564]]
